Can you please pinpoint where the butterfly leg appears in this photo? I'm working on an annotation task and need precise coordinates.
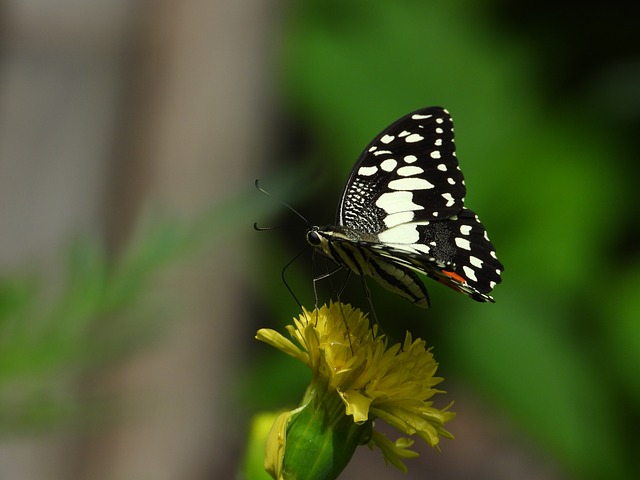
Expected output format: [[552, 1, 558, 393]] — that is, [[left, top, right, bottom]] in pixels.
[[312, 265, 345, 306], [359, 275, 381, 334], [280, 247, 308, 311], [333, 272, 359, 354], [311, 252, 345, 325], [311, 265, 357, 351]]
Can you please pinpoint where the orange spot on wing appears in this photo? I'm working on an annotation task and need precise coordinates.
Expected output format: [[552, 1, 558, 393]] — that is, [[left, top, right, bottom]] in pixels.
[[441, 270, 466, 284]]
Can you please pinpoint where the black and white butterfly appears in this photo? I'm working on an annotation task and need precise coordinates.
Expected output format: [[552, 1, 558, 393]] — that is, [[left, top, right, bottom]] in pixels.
[[306, 107, 503, 308]]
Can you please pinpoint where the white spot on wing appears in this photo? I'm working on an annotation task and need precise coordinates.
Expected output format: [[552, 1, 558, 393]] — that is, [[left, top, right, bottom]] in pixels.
[[469, 256, 483, 268], [373, 150, 392, 156], [404, 155, 418, 163], [380, 134, 395, 144], [437, 163, 447, 171], [358, 165, 378, 176], [389, 178, 435, 190], [430, 150, 441, 159], [460, 225, 472, 235], [397, 166, 424, 177], [455, 237, 471, 250], [410, 244, 431, 254], [441, 192, 455, 207], [405, 133, 424, 143], [411, 114, 432, 120], [380, 159, 397, 172], [398, 130, 410, 137], [379, 224, 420, 244], [379, 223, 421, 243], [376, 191, 423, 214], [383, 211, 415, 228], [463, 266, 477, 282]]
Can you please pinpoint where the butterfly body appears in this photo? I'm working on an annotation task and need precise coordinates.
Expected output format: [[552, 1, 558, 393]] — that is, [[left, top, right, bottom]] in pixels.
[[307, 225, 431, 307], [307, 107, 503, 308]]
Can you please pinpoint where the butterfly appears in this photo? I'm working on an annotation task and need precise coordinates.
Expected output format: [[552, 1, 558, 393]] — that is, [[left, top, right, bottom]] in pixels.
[[306, 107, 503, 308]]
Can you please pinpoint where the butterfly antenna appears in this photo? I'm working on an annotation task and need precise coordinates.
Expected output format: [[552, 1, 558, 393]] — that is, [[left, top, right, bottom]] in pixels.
[[254, 179, 311, 227]]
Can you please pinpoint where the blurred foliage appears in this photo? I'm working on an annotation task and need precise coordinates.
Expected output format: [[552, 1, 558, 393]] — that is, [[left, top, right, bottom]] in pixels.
[[0, 230, 171, 433], [0, 179, 291, 435], [251, 1, 640, 479]]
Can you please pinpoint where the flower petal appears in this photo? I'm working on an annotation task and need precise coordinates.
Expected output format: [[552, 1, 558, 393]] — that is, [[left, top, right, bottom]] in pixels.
[[369, 430, 419, 473], [339, 389, 372, 424], [256, 328, 309, 365]]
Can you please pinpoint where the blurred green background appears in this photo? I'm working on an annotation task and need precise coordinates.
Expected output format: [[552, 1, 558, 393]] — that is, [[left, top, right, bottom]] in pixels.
[[1, 1, 638, 479]]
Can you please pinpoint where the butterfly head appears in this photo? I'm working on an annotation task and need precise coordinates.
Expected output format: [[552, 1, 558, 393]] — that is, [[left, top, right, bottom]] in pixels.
[[306, 225, 366, 247], [306, 226, 324, 246], [306, 225, 346, 247], [306, 225, 363, 261], [305, 226, 334, 264]]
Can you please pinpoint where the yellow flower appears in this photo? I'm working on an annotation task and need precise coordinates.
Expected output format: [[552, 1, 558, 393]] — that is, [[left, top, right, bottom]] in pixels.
[[257, 302, 454, 478]]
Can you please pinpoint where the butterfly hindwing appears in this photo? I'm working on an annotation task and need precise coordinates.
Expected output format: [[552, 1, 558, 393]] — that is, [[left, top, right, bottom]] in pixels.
[[371, 208, 503, 302]]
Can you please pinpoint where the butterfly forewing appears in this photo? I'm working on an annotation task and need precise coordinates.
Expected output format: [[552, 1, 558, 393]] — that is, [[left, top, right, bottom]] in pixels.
[[338, 107, 466, 234]]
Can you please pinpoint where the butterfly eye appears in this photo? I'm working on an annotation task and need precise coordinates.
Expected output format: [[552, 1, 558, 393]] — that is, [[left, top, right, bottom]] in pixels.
[[306, 230, 322, 246]]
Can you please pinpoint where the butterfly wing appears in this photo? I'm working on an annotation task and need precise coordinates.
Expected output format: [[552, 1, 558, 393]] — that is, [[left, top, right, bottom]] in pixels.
[[337, 107, 465, 234], [374, 208, 503, 301]]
